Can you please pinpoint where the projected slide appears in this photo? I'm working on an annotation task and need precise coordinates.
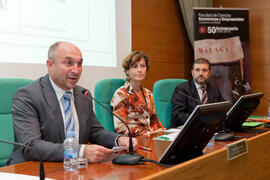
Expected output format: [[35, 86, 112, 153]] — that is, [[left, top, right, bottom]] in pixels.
[[0, 0, 116, 67]]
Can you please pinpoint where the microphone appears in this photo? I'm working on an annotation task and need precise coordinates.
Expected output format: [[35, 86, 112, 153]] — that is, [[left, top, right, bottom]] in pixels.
[[177, 90, 202, 104], [232, 80, 252, 99], [233, 81, 269, 103], [82, 89, 144, 165], [0, 139, 45, 180]]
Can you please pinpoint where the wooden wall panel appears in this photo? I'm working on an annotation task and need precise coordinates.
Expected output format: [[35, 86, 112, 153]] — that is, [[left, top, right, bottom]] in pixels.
[[250, 65, 270, 115], [213, 0, 270, 115], [132, 0, 193, 91], [142, 62, 192, 90]]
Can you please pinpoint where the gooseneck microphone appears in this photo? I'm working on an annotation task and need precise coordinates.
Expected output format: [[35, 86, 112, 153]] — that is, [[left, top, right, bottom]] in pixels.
[[177, 90, 202, 104], [0, 139, 45, 180], [82, 89, 144, 165]]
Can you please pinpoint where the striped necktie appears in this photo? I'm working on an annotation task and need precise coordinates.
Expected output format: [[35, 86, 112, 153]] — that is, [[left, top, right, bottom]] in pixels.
[[200, 86, 208, 104], [63, 91, 75, 133]]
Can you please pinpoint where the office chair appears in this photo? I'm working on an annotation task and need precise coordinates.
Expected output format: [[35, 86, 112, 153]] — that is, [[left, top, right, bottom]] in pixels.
[[94, 78, 125, 132], [153, 79, 187, 129], [0, 78, 33, 167]]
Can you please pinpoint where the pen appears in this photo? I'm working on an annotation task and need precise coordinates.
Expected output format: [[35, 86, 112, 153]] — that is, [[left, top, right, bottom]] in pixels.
[[138, 146, 152, 152]]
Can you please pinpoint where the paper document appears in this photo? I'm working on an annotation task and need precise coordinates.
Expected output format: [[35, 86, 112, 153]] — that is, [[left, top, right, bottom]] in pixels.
[[153, 132, 179, 141], [242, 121, 263, 127], [0, 172, 54, 179], [112, 146, 128, 153], [162, 128, 181, 133]]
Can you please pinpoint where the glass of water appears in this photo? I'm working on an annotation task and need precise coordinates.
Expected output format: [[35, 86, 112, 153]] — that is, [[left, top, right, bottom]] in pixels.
[[78, 157, 88, 169]]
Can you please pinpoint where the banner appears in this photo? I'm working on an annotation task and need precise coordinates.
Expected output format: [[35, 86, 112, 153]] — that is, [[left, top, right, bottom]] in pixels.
[[193, 8, 250, 103]]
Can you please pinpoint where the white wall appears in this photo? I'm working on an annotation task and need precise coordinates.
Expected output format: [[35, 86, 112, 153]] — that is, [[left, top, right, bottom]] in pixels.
[[0, 0, 131, 94]]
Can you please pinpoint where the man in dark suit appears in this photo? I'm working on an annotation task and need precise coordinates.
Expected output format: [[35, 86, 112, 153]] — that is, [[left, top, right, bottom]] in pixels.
[[8, 42, 137, 165], [171, 58, 224, 128]]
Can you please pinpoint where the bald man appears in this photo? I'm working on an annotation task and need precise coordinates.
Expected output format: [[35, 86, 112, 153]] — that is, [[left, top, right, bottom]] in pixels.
[[8, 42, 137, 165]]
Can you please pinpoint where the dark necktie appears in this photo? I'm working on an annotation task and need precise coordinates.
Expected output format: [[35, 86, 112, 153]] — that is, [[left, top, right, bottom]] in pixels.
[[200, 86, 208, 104]]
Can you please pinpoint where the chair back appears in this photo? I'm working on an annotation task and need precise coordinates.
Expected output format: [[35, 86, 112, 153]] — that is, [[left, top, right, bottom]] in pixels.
[[94, 78, 125, 132], [153, 79, 187, 129], [0, 78, 33, 166]]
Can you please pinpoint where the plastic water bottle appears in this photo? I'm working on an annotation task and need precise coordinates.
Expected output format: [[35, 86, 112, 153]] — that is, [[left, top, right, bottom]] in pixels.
[[63, 131, 78, 172]]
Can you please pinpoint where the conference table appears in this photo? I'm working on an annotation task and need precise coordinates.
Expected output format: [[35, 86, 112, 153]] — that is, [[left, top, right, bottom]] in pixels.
[[1, 128, 270, 180]]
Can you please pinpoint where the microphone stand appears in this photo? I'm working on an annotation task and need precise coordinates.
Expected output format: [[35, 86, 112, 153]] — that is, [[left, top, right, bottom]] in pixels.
[[0, 139, 45, 180], [82, 90, 144, 165]]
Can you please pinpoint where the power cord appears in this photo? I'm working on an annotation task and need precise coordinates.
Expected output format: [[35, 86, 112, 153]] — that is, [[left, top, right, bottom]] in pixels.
[[141, 158, 173, 167]]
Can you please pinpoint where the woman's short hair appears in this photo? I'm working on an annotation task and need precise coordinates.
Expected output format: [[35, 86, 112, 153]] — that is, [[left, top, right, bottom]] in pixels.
[[122, 51, 150, 81]]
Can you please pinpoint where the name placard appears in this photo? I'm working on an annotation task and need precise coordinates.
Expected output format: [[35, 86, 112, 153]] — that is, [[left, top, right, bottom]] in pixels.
[[226, 138, 248, 160]]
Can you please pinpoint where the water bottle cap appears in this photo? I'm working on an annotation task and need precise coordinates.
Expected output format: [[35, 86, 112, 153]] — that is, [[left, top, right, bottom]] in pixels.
[[66, 131, 75, 138]]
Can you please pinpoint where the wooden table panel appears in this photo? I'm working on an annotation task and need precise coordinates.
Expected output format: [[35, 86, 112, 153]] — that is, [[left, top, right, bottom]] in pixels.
[[0, 129, 268, 180]]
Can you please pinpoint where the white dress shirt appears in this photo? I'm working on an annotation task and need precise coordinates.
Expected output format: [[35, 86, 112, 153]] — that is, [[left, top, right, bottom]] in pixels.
[[49, 77, 85, 157]]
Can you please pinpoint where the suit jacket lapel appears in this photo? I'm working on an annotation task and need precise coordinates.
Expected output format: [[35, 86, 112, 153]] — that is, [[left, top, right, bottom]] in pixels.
[[190, 80, 200, 102], [40, 75, 65, 141]]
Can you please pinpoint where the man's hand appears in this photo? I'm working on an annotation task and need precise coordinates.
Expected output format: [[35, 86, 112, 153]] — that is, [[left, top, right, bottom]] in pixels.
[[117, 136, 138, 152], [83, 144, 113, 163]]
